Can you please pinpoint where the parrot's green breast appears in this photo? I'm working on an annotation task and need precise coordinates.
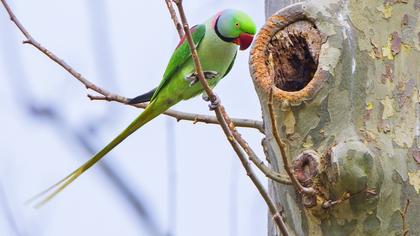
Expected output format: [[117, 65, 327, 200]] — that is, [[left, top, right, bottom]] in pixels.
[[197, 24, 238, 76]]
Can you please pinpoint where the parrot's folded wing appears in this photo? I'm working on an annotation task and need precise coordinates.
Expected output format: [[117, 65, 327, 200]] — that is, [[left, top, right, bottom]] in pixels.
[[150, 24, 206, 101]]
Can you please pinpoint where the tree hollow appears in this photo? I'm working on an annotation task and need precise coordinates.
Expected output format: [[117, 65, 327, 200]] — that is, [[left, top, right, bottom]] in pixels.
[[268, 21, 321, 92]]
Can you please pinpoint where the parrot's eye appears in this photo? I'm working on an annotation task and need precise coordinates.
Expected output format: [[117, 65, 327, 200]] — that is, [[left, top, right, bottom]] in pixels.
[[235, 22, 240, 28]]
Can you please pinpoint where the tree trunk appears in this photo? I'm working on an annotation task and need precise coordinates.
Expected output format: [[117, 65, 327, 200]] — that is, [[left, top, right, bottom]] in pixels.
[[265, 0, 304, 18], [252, 0, 420, 235]]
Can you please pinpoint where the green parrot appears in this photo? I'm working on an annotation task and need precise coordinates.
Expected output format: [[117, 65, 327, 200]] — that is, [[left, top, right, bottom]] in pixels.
[[32, 9, 256, 206]]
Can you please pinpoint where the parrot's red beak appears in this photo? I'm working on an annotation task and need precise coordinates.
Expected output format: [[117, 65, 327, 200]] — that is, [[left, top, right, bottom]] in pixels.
[[233, 33, 254, 50]]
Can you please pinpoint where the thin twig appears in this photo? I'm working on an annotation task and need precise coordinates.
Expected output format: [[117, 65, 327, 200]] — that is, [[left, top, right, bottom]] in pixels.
[[268, 87, 317, 196], [87, 94, 264, 132], [215, 109, 289, 236], [400, 199, 410, 236], [172, 1, 289, 234], [172, 0, 215, 103], [0, 0, 263, 133], [321, 187, 377, 209], [165, 0, 184, 39], [221, 107, 291, 185]]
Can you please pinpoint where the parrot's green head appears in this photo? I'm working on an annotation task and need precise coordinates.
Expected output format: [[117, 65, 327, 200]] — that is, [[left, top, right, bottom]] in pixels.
[[213, 9, 256, 50]]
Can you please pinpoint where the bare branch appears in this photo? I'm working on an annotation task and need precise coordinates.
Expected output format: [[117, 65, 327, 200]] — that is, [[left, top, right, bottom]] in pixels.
[[165, 0, 184, 39], [268, 87, 316, 196], [215, 108, 289, 236], [0, 0, 263, 132], [220, 107, 291, 184], [400, 199, 410, 236], [87, 93, 264, 131], [321, 187, 377, 209], [172, 1, 289, 234], [173, 1, 216, 104]]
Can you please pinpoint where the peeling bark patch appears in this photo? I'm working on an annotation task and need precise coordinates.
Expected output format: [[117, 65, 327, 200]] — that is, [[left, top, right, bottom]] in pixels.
[[391, 32, 402, 56], [370, 39, 383, 59], [360, 128, 377, 143], [303, 135, 314, 148], [268, 21, 321, 92], [383, 40, 394, 60], [363, 108, 373, 122], [408, 172, 420, 193], [394, 79, 415, 108], [381, 96, 395, 119], [381, 63, 394, 83], [283, 110, 296, 135], [410, 147, 420, 163], [402, 14, 409, 26], [377, 4, 393, 19], [415, 0, 420, 10], [382, 32, 402, 59]]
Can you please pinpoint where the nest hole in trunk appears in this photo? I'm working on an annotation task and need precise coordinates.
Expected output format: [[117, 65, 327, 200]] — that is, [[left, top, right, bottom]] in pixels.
[[267, 21, 322, 92]]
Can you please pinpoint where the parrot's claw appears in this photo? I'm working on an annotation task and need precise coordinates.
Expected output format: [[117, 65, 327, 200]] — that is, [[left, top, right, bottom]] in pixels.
[[202, 92, 219, 110], [185, 73, 197, 86], [202, 93, 210, 101], [203, 71, 219, 79], [185, 71, 219, 86], [208, 94, 221, 111]]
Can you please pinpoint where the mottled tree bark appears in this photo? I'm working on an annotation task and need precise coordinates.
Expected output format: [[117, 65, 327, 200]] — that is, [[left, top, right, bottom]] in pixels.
[[252, 0, 420, 235], [265, 0, 304, 18]]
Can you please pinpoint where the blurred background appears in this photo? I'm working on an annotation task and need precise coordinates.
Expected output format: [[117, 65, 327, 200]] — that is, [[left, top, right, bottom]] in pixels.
[[0, 0, 268, 235]]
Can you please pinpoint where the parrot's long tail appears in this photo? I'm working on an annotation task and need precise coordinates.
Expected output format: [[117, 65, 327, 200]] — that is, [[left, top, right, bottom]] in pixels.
[[28, 101, 164, 207]]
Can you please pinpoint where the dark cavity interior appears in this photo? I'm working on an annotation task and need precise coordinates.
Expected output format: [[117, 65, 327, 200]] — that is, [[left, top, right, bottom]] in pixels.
[[267, 21, 322, 92]]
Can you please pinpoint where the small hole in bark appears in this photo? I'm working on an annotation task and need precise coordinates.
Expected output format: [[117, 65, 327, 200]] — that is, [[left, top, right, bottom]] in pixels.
[[267, 21, 321, 92]]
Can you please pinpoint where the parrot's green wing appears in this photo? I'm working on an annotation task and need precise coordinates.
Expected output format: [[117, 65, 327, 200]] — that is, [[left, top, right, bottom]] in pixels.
[[150, 24, 206, 101]]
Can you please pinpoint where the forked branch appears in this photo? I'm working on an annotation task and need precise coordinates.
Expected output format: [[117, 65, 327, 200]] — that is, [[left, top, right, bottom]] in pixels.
[[165, 0, 184, 39], [171, 0, 289, 234], [221, 107, 291, 184]]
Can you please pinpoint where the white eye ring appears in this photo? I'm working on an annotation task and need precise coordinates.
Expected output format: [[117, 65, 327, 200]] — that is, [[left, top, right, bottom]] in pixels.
[[235, 22, 240, 28]]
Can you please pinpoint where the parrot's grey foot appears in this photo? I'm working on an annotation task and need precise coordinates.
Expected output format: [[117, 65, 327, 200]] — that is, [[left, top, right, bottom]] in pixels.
[[202, 92, 219, 110], [185, 71, 219, 86], [208, 94, 221, 111], [203, 71, 219, 80], [185, 72, 198, 86], [202, 93, 210, 101]]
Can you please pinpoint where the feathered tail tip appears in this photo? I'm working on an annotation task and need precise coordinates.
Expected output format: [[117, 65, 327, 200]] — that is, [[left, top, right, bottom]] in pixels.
[[26, 169, 82, 208]]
